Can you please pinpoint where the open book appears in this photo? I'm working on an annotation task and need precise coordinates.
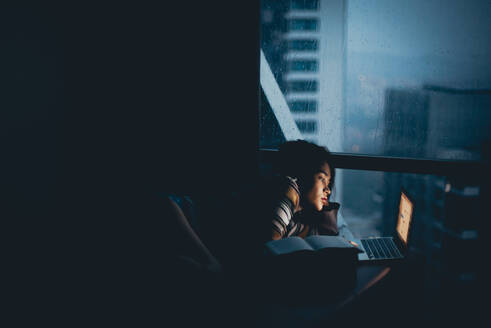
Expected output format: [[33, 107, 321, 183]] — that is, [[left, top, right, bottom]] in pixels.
[[264, 235, 363, 256], [262, 235, 363, 302]]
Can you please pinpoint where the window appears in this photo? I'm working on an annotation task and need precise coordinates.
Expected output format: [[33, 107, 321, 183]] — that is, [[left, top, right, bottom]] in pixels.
[[260, 0, 491, 159], [289, 100, 317, 112], [288, 60, 318, 72], [295, 120, 317, 133], [287, 39, 318, 51], [286, 80, 318, 92], [288, 18, 318, 31], [291, 0, 319, 10]]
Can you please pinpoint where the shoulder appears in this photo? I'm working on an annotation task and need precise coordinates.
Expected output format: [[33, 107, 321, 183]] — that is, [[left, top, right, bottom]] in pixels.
[[284, 176, 300, 193], [278, 176, 300, 208], [260, 175, 301, 207]]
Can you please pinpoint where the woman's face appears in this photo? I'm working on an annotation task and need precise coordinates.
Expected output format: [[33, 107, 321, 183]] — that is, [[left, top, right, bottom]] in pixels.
[[304, 162, 332, 211]]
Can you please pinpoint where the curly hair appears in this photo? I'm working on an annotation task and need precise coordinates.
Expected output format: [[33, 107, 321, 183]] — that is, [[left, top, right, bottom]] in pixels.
[[274, 140, 335, 191]]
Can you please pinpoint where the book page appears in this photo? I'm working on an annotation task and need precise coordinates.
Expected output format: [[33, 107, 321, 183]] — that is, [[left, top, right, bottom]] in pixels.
[[305, 235, 357, 251], [264, 236, 313, 255]]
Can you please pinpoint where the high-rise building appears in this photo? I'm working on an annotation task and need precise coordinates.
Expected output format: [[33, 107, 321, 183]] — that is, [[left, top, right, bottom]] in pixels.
[[261, 0, 346, 202], [282, 0, 345, 155], [382, 86, 488, 312], [382, 88, 433, 243]]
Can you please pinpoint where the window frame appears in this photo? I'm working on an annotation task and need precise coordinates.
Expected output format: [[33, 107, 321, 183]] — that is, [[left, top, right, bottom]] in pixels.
[[259, 148, 486, 178]]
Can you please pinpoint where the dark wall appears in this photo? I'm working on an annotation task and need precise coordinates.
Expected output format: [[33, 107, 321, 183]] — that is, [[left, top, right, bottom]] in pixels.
[[64, 2, 260, 195], [3, 2, 260, 219], [3, 1, 260, 323], [2, 3, 63, 225]]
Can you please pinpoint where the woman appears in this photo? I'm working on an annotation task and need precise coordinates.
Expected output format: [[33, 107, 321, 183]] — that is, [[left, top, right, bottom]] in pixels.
[[269, 140, 340, 240]]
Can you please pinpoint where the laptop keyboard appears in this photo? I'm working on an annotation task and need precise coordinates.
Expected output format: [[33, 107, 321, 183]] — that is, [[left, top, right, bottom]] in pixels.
[[360, 237, 402, 260]]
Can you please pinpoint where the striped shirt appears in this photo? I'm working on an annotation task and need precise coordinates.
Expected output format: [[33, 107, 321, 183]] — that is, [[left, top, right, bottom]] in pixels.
[[271, 176, 309, 240]]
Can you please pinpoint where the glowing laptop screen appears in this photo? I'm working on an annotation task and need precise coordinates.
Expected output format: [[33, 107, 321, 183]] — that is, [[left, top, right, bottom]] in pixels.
[[396, 191, 413, 246]]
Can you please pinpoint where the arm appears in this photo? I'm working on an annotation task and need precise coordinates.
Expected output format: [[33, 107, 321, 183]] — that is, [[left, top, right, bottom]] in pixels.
[[164, 197, 222, 272]]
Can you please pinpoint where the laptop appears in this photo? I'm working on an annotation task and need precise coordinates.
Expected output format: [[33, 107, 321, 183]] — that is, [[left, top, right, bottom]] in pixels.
[[352, 189, 414, 263]]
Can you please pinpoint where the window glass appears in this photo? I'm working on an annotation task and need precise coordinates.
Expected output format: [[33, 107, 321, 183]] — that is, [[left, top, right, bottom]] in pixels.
[[260, 0, 491, 161]]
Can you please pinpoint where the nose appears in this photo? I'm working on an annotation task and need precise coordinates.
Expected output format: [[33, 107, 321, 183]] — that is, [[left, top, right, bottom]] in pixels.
[[324, 186, 331, 196]]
